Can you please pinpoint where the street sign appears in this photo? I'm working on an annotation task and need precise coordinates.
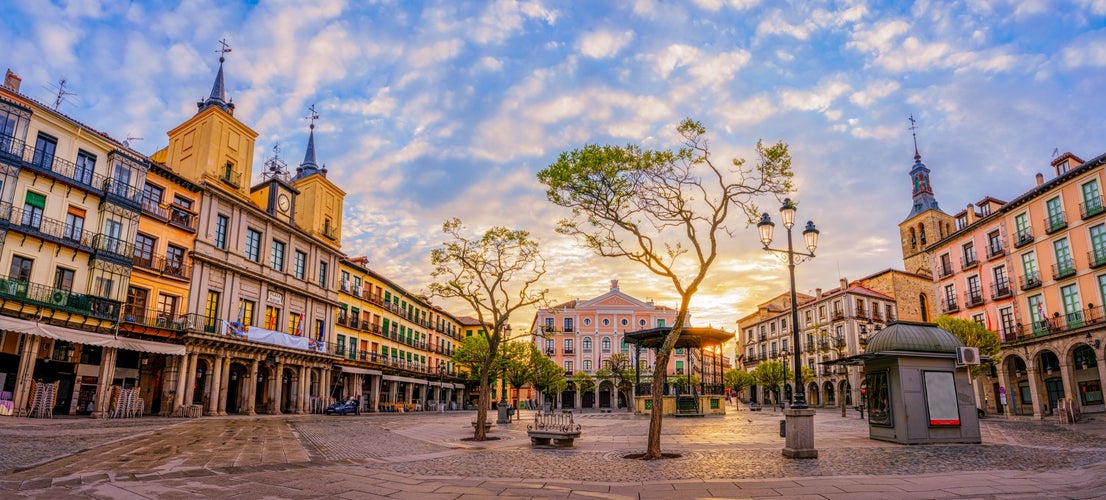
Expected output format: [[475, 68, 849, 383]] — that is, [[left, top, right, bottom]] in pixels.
[[1000, 394, 1007, 405], [999, 386, 1006, 394]]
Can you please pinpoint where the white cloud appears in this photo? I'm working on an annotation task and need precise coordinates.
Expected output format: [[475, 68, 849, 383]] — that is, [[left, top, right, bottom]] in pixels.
[[1060, 31, 1106, 68], [473, 56, 504, 72], [779, 77, 852, 113], [578, 30, 634, 59], [650, 44, 702, 79], [849, 80, 900, 107]]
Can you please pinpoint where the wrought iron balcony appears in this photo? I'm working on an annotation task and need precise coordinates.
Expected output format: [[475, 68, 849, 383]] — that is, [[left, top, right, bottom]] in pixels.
[[940, 297, 959, 313], [987, 243, 1005, 260], [991, 281, 1012, 299], [122, 306, 188, 331], [0, 275, 121, 321], [1052, 261, 1076, 280], [1020, 272, 1042, 290], [1, 135, 108, 192], [1045, 213, 1067, 234], [1014, 229, 1035, 248], [1090, 250, 1106, 269], [132, 253, 191, 279], [961, 255, 979, 271], [1081, 197, 1105, 220], [938, 263, 955, 278], [964, 290, 985, 307]]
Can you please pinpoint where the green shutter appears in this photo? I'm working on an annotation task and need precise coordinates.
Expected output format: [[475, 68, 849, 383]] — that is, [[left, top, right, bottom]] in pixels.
[[24, 191, 45, 209]]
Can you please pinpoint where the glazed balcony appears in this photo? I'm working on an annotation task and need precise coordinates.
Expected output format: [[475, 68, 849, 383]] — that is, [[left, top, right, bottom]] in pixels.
[[0, 274, 121, 320]]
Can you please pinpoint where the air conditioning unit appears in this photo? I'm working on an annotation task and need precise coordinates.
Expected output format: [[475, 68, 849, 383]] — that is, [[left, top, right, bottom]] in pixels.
[[956, 346, 980, 366]]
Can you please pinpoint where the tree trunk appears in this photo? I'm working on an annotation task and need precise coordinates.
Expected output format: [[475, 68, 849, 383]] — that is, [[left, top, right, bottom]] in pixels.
[[644, 350, 671, 459], [474, 372, 490, 440]]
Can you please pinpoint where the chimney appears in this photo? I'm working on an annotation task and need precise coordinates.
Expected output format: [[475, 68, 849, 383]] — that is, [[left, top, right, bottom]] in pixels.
[[840, 278, 848, 290], [965, 203, 976, 225], [1036, 173, 1044, 186], [815, 288, 823, 299], [3, 69, 21, 93], [610, 279, 619, 291]]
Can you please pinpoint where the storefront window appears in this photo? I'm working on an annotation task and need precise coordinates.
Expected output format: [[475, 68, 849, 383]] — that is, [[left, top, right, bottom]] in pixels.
[[866, 371, 891, 426], [1079, 380, 1103, 406]]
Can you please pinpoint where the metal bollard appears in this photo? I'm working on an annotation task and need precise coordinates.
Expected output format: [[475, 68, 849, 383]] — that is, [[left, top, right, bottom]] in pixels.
[[779, 419, 786, 437]]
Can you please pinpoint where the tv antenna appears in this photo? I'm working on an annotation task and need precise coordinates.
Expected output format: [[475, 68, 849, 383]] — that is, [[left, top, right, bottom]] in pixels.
[[123, 135, 144, 149], [47, 78, 78, 110]]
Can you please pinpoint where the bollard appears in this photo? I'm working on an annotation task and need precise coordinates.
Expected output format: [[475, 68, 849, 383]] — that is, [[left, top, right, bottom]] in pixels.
[[779, 419, 786, 437]]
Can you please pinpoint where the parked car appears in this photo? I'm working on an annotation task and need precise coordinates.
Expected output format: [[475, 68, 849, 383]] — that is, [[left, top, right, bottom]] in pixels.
[[325, 399, 361, 415], [977, 407, 985, 418]]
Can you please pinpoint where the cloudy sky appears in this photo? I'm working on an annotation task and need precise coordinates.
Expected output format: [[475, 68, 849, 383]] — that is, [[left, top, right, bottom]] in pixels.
[[3, 0, 1105, 334]]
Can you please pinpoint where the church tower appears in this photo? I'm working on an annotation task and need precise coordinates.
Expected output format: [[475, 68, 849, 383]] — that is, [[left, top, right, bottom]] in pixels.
[[155, 40, 258, 200], [290, 105, 345, 250], [898, 115, 954, 277]]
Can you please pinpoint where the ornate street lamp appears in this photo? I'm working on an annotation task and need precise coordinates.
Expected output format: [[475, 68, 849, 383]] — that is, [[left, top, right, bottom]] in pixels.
[[757, 198, 819, 409], [758, 198, 820, 459]]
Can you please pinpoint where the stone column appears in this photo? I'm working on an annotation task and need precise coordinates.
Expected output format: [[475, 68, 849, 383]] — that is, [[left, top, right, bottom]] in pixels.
[[322, 367, 332, 405], [93, 347, 118, 418], [12, 334, 40, 417], [1026, 367, 1044, 419], [216, 357, 231, 415], [182, 352, 198, 407], [246, 358, 258, 415], [996, 367, 1013, 418], [272, 361, 283, 415], [1058, 361, 1075, 418], [205, 356, 222, 415], [296, 365, 308, 414], [370, 375, 382, 411]]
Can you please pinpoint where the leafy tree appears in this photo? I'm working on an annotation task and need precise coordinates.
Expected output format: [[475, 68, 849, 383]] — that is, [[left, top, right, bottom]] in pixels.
[[723, 368, 754, 402], [429, 218, 546, 440], [573, 370, 596, 396], [936, 315, 1001, 378], [530, 354, 567, 408], [538, 118, 792, 459], [500, 341, 537, 420], [800, 366, 816, 386], [604, 353, 635, 411], [752, 360, 792, 409]]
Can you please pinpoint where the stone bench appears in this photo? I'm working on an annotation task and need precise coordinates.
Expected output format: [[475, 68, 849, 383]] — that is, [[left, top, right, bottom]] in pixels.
[[527, 412, 581, 447]]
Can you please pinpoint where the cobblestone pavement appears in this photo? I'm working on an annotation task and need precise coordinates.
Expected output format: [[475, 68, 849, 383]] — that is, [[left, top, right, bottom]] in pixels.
[[0, 416, 177, 473], [1, 407, 1105, 498]]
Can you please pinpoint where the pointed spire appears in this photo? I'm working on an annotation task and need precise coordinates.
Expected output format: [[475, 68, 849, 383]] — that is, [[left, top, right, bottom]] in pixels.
[[906, 114, 940, 218], [909, 114, 921, 163], [198, 39, 235, 114], [295, 104, 322, 179]]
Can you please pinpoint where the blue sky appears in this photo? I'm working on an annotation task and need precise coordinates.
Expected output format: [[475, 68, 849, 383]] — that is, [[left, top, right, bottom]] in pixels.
[[3, 0, 1106, 333]]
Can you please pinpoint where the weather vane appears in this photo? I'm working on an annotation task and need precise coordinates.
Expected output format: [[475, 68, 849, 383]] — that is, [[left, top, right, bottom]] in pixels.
[[306, 104, 319, 130], [216, 38, 232, 62], [908, 114, 920, 156]]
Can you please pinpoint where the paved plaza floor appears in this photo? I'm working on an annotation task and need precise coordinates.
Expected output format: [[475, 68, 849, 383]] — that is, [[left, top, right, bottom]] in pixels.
[[1, 405, 1105, 498]]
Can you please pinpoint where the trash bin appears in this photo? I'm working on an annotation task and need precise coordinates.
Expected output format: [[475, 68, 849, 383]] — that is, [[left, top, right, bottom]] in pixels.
[[779, 419, 786, 437]]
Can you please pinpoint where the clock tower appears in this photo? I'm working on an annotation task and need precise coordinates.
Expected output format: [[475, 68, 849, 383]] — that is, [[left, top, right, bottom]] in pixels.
[[250, 146, 299, 224], [898, 115, 953, 277]]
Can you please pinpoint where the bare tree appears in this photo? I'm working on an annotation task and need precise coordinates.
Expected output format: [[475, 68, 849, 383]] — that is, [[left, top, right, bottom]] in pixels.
[[538, 118, 792, 458], [429, 218, 546, 440]]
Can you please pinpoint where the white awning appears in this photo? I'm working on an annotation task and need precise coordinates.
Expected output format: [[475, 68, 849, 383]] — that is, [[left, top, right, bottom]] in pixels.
[[337, 366, 381, 376], [382, 374, 428, 384], [453, 383, 467, 389], [0, 316, 186, 355]]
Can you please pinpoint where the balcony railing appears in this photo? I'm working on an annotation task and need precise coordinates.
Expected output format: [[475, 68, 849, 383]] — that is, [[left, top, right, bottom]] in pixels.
[[987, 243, 1005, 260], [964, 290, 985, 307], [991, 281, 1012, 299], [1045, 213, 1067, 234], [1020, 272, 1042, 290], [221, 167, 241, 188], [1081, 197, 1105, 220], [1090, 250, 1106, 269], [961, 255, 979, 271], [121, 306, 188, 331], [1052, 261, 1076, 280], [0, 275, 121, 320], [1008, 305, 1105, 342], [168, 206, 197, 232], [132, 253, 191, 279], [563, 348, 574, 355], [2, 136, 109, 192], [938, 263, 954, 278], [1014, 229, 1034, 248], [0, 202, 98, 251], [940, 297, 959, 313]]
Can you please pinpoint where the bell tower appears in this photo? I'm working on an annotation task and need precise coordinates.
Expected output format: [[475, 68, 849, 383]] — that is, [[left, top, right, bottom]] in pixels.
[[291, 105, 345, 250], [898, 115, 953, 277]]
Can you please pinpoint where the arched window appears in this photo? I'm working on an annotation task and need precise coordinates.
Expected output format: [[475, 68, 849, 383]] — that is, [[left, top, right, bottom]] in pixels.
[[581, 337, 592, 351], [601, 337, 612, 351], [910, 228, 917, 249], [919, 224, 927, 245], [919, 293, 929, 322]]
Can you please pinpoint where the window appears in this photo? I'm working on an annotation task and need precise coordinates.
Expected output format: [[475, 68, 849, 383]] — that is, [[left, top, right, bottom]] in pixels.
[[166, 245, 186, 275], [601, 337, 611, 352], [621, 318, 628, 326], [74, 151, 95, 185], [962, 241, 976, 267], [141, 183, 164, 212], [993, 266, 1009, 295], [602, 318, 610, 326], [239, 299, 255, 326], [939, 253, 953, 276], [204, 290, 220, 332], [1027, 294, 1046, 332], [21, 191, 44, 228], [656, 319, 665, 327], [639, 318, 646, 327], [1061, 284, 1083, 327], [53, 267, 74, 292], [289, 312, 302, 336], [103, 218, 123, 254], [582, 318, 591, 326], [156, 294, 178, 322], [1022, 251, 1039, 283], [999, 306, 1015, 339], [1091, 225, 1106, 266], [9, 255, 32, 281], [1014, 212, 1031, 243], [972, 313, 985, 326], [967, 275, 982, 304], [1046, 197, 1065, 231], [125, 286, 148, 320], [1083, 180, 1103, 217], [563, 338, 574, 353], [583, 359, 592, 372], [564, 360, 573, 373], [245, 229, 262, 261], [987, 230, 1002, 257], [544, 338, 554, 354], [318, 261, 328, 288], [31, 133, 56, 168], [214, 215, 229, 249], [294, 251, 306, 279], [265, 306, 280, 330], [112, 161, 132, 197], [270, 240, 286, 272], [63, 206, 85, 242], [1054, 238, 1074, 276], [563, 317, 574, 332], [675, 360, 684, 374], [172, 194, 193, 210], [943, 283, 957, 310], [134, 234, 156, 267], [581, 337, 592, 352]]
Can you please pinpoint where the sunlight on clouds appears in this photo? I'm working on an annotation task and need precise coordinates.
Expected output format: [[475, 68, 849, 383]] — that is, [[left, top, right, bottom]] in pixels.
[[407, 39, 465, 68], [470, 0, 557, 45], [473, 56, 504, 72], [578, 30, 635, 59], [779, 77, 852, 112], [846, 20, 910, 55], [687, 50, 752, 88], [1060, 32, 1106, 68], [756, 9, 812, 40], [651, 44, 701, 79], [849, 80, 900, 107]]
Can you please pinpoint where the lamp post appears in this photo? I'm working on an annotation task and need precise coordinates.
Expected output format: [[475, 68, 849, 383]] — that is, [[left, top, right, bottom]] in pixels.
[[758, 198, 820, 458], [497, 324, 512, 424], [437, 364, 446, 412]]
